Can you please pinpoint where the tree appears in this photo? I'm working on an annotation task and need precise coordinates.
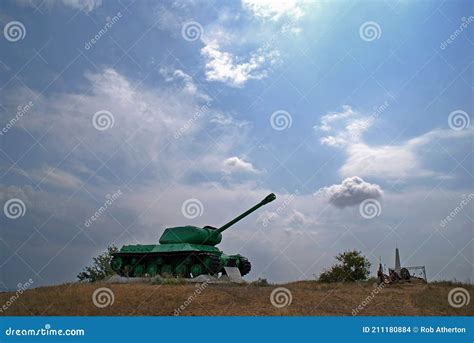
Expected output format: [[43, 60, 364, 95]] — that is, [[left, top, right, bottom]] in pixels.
[[77, 245, 118, 282], [318, 250, 371, 282]]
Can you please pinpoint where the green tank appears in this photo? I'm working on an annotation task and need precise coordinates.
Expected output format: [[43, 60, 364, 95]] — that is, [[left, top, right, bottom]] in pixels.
[[111, 193, 276, 278]]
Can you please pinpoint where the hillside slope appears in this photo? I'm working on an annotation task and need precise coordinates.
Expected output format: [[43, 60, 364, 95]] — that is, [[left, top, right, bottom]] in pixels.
[[0, 281, 471, 316]]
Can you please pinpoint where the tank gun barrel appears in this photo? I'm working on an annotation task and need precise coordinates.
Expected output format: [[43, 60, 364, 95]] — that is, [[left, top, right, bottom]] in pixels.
[[215, 193, 276, 234]]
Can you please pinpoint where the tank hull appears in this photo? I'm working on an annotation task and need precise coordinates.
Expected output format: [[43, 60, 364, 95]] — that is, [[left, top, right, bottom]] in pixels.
[[111, 243, 251, 278]]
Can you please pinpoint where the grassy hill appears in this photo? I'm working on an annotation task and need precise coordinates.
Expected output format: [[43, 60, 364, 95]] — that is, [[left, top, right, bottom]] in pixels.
[[0, 280, 471, 316]]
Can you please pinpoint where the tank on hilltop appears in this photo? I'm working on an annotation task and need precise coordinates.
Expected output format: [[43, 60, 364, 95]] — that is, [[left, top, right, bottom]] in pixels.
[[111, 193, 276, 278]]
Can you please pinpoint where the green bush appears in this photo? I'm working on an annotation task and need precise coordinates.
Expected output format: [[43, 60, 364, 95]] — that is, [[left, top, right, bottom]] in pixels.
[[77, 245, 118, 282], [318, 250, 371, 283]]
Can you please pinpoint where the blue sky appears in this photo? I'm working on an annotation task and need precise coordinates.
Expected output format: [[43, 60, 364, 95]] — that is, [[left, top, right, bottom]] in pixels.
[[0, 0, 473, 289]]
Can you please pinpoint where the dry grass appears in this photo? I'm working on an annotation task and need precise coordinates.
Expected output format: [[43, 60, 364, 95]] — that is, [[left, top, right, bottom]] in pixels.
[[0, 280, 472, 316]]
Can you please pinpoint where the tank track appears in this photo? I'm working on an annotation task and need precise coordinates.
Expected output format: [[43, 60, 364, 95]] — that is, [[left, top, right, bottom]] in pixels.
[[112, 251, 221, 278]]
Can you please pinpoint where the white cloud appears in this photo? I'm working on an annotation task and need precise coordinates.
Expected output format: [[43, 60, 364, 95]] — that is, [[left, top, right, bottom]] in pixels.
[[315, 105, 473, 180], [242, 0, 304, 21], [34, 167, 83, 190], [210, 113, 250, 128], [318, 176, 383, 208], [201, 41, 279, 87], [222, 156, 260, 174], [159, 67, 209, 99], [0, 67, 253, 188]]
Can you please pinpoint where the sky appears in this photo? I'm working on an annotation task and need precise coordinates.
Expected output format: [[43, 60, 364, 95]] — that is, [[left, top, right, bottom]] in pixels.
[[0, 0, 473, 290]]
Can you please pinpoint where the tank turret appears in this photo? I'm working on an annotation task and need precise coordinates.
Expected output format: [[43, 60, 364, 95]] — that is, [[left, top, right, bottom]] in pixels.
[[158, 193, 276, 246], [111, 193, 277, 278]]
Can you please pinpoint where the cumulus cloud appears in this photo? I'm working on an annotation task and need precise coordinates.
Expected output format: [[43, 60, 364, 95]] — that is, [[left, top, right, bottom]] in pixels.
[[318, 176, 383, 208], [222, 156, 260, 174], [201, 42, 279, 87], [242, 0, 305, 21]]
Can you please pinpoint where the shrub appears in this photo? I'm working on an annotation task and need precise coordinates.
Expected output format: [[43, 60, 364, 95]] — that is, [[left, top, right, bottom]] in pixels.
[[318, 250, 371, 282], [77, 245, 118, 282]]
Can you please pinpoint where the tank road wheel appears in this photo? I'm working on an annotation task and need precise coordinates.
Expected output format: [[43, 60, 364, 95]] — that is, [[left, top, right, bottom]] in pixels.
[[161, 264, 173, 277], [203, 255, 221, 275], [190, 264, 204, 277], [238, 258, 251, 276], [134, 264, 145, 277], [111, 256, 122, 272], [146, 264, 158, 277], [175, 264, 189, 278]]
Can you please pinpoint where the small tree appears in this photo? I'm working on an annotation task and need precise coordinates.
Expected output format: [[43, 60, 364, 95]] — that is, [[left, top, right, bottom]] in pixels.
[[319, 250, 371, 282], [77, 245, 118, 282]]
